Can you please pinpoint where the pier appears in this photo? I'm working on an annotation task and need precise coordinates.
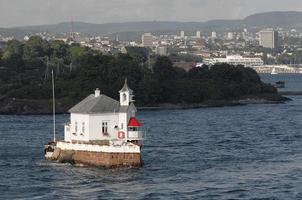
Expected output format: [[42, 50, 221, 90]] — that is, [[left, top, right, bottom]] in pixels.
[[252, 65, 302, 74], [279, 91, 302, 95]]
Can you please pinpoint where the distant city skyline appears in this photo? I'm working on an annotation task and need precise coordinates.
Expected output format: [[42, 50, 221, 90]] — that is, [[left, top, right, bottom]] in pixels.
[[1, 0, 302, 27]]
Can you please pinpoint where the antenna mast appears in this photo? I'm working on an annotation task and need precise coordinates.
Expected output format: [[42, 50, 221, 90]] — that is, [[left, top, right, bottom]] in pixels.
[[51, 70, 56, 142], [70, 20, 75, 40]]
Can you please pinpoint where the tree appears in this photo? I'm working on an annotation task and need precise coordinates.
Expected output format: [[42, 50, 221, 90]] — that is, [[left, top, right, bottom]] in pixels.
[[0, 38, 279, 113], [125, 46, 150, 63], [23, 36, 50, 60], [2, 39, 23, 60], [67, 44, 90, 66], [50, 40, 67, 59], [153, 56, 175, 80], [1, 40, 24, 75], [0, 50, 2, 65]]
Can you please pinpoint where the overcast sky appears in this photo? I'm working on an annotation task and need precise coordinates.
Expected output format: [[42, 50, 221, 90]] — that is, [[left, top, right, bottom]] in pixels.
[[0, 0, 302, 27]]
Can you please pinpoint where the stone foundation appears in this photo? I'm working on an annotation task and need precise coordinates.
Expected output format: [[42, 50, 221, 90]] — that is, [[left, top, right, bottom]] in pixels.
[[48, 148, 141, 168], [72, 151, 141, 167]]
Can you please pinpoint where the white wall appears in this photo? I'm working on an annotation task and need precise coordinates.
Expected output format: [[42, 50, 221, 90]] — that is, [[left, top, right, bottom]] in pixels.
[[65, 104, 138, 142], [118, 104, 137, 140], [118, 112, 127, 139], [65, 113, 90, 142], [89, 113, 119, 140], [127, 104, 136, 119], [120, 91, 129, 106]]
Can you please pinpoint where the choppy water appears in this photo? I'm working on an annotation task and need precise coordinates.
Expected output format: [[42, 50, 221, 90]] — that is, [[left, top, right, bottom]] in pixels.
[[2, 75, 302, 199]]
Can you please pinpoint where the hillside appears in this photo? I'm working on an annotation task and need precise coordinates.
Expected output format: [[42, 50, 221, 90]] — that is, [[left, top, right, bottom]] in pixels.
[[244, 11, 302, 27], [1, 11, 302, 39]]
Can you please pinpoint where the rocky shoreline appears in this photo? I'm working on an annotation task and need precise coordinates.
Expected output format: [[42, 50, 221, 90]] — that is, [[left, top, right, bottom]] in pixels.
[[139, 94, 291, 110], [0, 93, 290, 115]]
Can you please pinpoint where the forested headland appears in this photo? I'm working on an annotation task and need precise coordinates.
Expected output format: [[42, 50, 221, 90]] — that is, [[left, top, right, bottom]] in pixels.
[[0, 36, 285, 114]]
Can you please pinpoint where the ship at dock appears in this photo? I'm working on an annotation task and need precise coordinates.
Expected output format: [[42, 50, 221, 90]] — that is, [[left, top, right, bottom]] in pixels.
[[45, 79, 145, 168]]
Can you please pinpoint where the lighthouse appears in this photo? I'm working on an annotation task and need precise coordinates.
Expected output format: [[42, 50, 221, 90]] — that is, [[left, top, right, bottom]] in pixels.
[[119, 78, 133, 106], [45, 79, 145, 168]]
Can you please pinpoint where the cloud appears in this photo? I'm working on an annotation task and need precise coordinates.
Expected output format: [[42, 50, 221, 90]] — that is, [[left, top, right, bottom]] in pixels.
[[0, 0, 301, 27]]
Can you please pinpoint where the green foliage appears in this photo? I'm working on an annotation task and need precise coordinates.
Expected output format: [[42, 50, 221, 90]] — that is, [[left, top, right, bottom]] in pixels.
[[68, 44, 90, 65], [125, 46, 150, 63], [23, 36, 50, 60], [0, 37, 276, 107], [169, 53, 203, 63], [2, 39, 23, 59], [50, 40, 67, 59], [153, 56, 175, 80]]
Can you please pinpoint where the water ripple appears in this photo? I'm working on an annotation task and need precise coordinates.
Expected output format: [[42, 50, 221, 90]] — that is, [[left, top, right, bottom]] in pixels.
[[2, 96, 302, 199]]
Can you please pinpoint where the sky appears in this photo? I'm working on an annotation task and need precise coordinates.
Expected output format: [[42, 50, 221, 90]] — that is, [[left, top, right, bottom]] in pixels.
[[0, 0, 302, 27]]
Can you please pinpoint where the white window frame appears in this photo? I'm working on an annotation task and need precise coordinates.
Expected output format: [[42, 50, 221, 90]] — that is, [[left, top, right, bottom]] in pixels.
[[102, 121, 108, 135], [75, 122, 78, 133], [82, 122, 85, 133]]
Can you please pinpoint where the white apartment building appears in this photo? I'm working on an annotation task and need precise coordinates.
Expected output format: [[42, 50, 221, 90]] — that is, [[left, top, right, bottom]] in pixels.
[[141, 33, 154, 47], [259, 29, 279, 49], [204, 55, 264, 67]]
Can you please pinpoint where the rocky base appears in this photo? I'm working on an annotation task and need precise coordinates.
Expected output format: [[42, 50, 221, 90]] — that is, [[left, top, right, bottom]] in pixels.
[[47, 148, 142, 168]]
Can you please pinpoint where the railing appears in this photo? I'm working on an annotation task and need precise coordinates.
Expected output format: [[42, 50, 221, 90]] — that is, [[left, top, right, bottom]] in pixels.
[[56, 141, 140, 153], [127, 131, 145, 140]]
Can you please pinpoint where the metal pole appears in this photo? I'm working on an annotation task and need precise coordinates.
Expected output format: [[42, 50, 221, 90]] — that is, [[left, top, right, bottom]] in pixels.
[[52, 70, 56, 142]]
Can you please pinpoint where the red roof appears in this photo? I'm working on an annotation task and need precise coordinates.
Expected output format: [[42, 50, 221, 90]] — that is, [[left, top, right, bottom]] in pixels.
[[128, 117, 142, 127]]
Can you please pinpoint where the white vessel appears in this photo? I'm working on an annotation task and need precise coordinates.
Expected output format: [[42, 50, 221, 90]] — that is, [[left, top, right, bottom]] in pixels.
[[271, 68, 278, 75]]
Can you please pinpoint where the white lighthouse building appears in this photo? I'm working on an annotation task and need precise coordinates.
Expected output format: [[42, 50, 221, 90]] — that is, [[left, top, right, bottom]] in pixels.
[[47, 79, 145, 167], [64, 79, 143, 142]]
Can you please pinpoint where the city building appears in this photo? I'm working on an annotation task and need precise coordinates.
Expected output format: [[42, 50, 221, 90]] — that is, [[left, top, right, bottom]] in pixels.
[[227, 32, 233, 40], [259, 29, 279, 49], [156, 46, 168, 56], [242, 32, 247, 40], [24, 35, 30, 41], [196, 63, 205, 67], [211, 32, 217, 39], [204, 55, 264, 67], [142, 33, 154, 47], [180, 31, 185, 38], [196, 31, 201, 38]]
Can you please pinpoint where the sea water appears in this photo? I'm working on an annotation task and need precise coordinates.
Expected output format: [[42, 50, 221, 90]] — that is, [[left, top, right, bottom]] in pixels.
[[1, 75, 302, 199]]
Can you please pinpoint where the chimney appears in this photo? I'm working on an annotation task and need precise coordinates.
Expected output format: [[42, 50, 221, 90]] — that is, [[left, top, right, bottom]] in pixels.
[[95, 88, 100, 97]]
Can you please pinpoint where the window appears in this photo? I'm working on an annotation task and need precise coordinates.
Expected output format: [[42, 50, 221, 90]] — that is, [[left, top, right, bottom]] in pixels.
[[82, 122, 85, 133], [75, 122, 78, 133], [121, 123, 124, 129], [102, 122, 108, 135], [123, 93, 127, 102]]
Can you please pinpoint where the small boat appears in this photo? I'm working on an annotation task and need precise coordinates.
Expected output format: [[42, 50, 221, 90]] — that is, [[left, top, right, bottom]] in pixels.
[[44, 141, 56, 159], [275, 81, 285, 89], [271, 68, 278, 75]]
